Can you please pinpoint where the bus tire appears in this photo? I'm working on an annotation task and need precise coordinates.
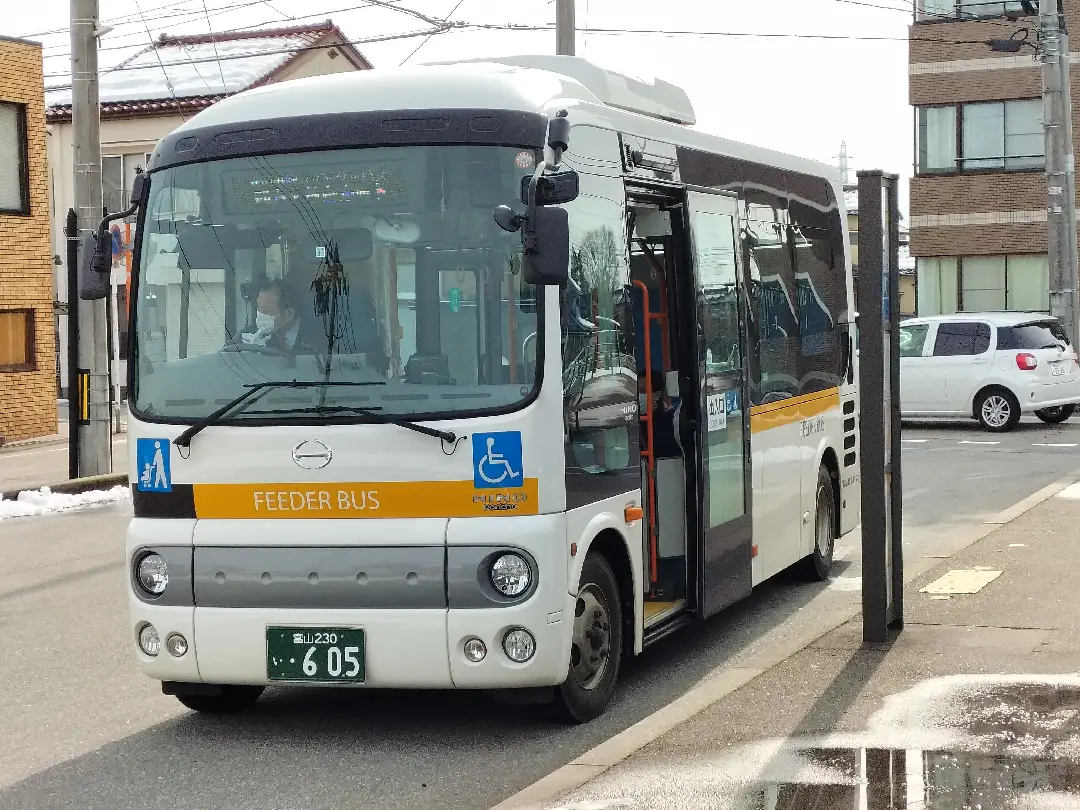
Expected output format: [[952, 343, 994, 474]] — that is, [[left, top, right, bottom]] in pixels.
[[174, 685, 264, 714], [553, 552, 622, 724], [801, 465, 836, 582]]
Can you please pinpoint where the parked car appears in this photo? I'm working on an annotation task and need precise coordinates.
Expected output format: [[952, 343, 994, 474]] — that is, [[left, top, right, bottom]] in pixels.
[[899, 312, 1080, 432]]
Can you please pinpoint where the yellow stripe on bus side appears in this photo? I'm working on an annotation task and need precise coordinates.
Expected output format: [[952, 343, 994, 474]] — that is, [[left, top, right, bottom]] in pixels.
[[749, 388, 840, 434], [192, 479, 540, 519]]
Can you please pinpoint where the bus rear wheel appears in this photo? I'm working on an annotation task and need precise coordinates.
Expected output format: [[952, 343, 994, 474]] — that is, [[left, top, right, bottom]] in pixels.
[[553, 552, 622, 724], [801, 465, 836, 582], [173, 684, 264, 714]]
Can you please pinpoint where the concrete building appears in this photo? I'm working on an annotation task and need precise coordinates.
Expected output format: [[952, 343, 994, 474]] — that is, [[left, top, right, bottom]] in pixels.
[[0, 35, 57, 444], [44, 20, 372, 398], [909, 1, 1071, 317]]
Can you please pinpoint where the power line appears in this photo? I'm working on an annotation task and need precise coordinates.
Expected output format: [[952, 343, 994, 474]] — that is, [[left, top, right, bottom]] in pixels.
[[44, 22, 453, 84], [477, 22, 1000, 44], [42, 16, 1015, 84], [201, 0, 231, 94], [42, 0, 420, 60], [41, 0, 274, 55], [399, 0, 466, 65]]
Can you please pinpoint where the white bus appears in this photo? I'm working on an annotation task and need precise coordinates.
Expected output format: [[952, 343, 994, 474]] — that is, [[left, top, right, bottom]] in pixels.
[[111, 55, 860, 722]]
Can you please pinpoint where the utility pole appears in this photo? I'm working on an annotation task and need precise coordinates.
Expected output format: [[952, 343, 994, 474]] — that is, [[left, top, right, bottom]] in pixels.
[[556, 0, 575, 55], [1041, 0, 1079, 345], [70, 0, 113, 477]]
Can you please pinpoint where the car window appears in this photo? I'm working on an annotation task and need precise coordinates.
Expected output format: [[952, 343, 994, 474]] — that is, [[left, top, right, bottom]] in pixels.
[[933, 321, 992, 356], [997, 320, 1070, 350], [899, 323, 929, 357]]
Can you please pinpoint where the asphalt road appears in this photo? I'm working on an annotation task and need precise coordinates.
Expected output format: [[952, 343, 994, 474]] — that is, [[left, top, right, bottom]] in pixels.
[[1, 417, 1079, 810]]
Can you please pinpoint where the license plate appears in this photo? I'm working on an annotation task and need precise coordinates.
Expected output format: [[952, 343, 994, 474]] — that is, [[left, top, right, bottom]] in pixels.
[[266, 627, 365, 683], [1052, 362, 1067, 376]]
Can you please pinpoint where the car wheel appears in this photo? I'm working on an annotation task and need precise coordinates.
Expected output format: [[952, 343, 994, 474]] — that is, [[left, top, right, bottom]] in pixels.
[[801, 465, 836, 582], [174, 685, 264, 714], [976, 388, 1021, 432], [552, 552, 622, 724], [1035, 404, 1076, 424]]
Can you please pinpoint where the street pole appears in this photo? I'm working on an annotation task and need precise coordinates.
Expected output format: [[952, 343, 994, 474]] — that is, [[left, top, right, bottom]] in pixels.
[[1042, 0, 1079, 345], [556, 0, 575, 55], [65, 209, 81, 481], [70, 0, 113, 476]]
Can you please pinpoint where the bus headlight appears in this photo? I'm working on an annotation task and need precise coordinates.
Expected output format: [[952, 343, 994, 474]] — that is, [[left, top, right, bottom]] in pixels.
[[135, 552, 169, 596], [138, 623, 161, 656], [490, 553, 531, 597], [502, 628, 536, 663]]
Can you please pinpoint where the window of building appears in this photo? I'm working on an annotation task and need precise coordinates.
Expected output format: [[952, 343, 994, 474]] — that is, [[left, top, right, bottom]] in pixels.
[[0, 309, 35, 371], [917, 0, 1030, 20], [0, 102, 29, 215], [916, 257, 959, 315], [917, 100, 1043, 173], [917, 255, 1049, 315]]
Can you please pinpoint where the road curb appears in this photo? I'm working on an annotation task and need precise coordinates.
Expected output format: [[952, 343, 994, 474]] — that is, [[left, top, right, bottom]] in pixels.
[[0, 473, 129, 502], [487, 469, 1080, 810]]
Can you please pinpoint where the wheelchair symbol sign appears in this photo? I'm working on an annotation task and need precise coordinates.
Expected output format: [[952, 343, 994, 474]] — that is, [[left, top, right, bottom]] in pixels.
[[472, 432, 523, 489]]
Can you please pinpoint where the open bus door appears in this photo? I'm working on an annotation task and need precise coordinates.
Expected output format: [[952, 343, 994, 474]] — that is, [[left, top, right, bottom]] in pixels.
[[682, 188, 754, 619]]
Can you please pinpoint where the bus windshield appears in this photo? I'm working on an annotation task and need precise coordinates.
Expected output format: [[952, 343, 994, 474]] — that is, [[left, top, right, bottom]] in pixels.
[[131, 144, 542, 423]]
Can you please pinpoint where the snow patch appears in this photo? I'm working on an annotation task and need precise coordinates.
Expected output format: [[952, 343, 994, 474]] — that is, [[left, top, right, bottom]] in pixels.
[[0, 485, 131, 520]]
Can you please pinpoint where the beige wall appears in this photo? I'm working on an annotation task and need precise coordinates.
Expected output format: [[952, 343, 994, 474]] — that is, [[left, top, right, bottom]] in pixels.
[[0, 38, 57, 442]]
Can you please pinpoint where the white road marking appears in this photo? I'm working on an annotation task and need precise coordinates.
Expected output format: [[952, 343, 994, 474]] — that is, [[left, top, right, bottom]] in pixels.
[[1057, 482, 1080, 500], [920, 569, 1003, 595], [1032, 443, 1079, 447], [902, 438, 930, 443], [958, 440, 1001, 445], [903, 487, 930, 502], [1008, 543, 1027, 548]]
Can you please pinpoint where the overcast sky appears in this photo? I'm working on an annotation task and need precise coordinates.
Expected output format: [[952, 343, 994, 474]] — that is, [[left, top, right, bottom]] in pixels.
[[4, 0, 913, 213]]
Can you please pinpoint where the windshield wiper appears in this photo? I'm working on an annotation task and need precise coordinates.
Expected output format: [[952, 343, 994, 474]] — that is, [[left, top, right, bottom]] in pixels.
[[172, 380, 387, 449], [273, 404, 457, 444]]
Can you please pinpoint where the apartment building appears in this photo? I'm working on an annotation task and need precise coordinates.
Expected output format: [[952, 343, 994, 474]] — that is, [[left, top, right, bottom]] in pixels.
[[909, 0, 1072, 316], [0, 35, 56, 444]]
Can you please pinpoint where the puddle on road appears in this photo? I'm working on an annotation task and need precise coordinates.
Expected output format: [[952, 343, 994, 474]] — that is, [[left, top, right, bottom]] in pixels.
[[552, 677, 1080, 810]]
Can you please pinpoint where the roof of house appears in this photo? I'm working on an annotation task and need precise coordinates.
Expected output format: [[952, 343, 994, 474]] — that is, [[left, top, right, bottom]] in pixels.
[[45, 20, 371, 123]]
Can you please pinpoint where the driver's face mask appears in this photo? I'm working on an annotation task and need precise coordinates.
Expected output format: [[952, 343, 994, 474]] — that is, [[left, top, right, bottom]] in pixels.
[[255, 311, 276, 331]]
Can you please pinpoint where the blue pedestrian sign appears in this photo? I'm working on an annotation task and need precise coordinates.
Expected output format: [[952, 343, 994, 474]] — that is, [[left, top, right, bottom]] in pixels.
[[472, 431, 523, 489], [136, 438, 172, 492]]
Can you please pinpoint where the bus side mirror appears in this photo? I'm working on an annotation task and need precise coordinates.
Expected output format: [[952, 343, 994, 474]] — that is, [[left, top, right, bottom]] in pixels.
[[131, 171, 147, 207], [520, 170, 579, 206], [522, 206, 569, 286], [79, 233, 111, 300]]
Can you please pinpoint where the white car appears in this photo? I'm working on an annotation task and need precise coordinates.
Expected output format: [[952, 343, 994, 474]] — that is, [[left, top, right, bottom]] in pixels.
[[899, 312, 1080, 432]]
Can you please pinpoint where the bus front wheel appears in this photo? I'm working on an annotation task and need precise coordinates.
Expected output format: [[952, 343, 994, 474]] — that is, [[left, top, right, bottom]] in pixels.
[[553, 552, 622, 724]]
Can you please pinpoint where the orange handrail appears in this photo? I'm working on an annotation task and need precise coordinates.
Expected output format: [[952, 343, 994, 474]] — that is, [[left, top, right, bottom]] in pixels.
[[507, 274, 517, 383], [633, 278, 659, 590]]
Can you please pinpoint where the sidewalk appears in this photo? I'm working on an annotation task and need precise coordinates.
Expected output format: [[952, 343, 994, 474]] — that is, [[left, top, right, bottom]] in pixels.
[[520, 483, 1080, 809]]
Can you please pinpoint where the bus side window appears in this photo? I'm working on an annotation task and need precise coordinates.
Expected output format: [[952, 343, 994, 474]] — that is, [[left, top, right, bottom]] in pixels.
[[745, 208, 799, 406], [790, 195, 847, 395], [561, 174, 637, 479]]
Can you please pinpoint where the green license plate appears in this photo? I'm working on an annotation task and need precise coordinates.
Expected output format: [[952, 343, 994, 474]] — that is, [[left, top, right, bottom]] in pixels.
[[266, 627, 365, 683]]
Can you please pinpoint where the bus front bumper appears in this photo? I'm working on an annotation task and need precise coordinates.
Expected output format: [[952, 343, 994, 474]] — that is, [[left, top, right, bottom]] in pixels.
[[128, 598, 576, 689], [127, 513, 576, 690]]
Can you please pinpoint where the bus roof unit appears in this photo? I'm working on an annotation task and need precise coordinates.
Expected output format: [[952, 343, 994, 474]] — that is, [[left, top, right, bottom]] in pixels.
[[422, 55, 697, 126]]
